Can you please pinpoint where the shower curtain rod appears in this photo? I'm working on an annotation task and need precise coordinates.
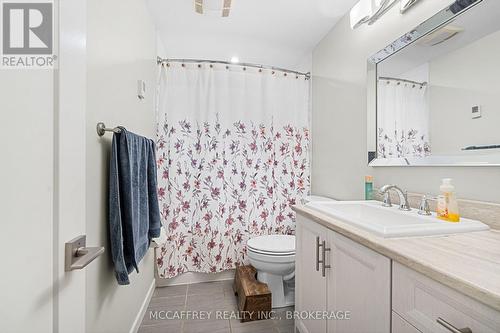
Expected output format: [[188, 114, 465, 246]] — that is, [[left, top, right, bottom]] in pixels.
[[157, 57, 311, 79], [379, 76, 428, 86]]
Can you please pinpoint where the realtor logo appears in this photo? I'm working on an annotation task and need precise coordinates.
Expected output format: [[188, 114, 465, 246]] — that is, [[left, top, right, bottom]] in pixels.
[[1, 1, 55, 68]]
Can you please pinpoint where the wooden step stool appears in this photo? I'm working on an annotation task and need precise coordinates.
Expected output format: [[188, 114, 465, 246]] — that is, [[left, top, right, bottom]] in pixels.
[[233, 265, 272, 322]]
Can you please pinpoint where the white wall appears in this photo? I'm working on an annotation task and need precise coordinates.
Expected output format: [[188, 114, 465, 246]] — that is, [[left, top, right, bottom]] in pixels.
[[0, 70, 54, 332], [86, 0, 158, 332], [312, 0, 500, 203]]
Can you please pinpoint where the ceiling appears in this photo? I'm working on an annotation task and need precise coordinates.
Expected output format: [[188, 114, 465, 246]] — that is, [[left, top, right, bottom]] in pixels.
[[147, 0, 358, 70]]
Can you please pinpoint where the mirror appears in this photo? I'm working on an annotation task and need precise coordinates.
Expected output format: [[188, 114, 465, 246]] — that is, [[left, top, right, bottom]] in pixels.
[[367, 0, 500, 166]]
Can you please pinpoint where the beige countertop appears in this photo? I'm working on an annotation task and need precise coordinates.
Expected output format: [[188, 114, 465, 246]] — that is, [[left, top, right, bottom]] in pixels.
[[293, 204, 500, 312]]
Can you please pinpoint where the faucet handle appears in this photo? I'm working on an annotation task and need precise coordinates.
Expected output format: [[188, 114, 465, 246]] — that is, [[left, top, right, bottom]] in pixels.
[[403, 191, 412, 211], [382, 192, 392, 207], [399, 190, 412, 211], [418, 195, 432, 216]]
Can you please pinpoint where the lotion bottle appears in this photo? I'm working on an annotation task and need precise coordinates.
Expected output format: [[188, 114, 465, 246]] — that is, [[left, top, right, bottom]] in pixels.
[[437, 178, 460, 222], [365, 176, 374, 200]]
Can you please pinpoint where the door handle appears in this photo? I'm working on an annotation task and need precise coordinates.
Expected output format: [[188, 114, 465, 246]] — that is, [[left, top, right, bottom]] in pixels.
[[316, 236, 322, 272], [321, 240, 331, 277], [65, 235, 105, 271], [437, 317, 472, 333]]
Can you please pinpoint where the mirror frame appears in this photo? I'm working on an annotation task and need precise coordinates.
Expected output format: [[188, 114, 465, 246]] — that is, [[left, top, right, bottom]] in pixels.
[[366, 0, 500, 167]]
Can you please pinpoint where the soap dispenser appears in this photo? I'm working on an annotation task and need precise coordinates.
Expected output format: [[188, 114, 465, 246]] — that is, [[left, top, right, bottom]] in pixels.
[[437, 178, 460, 222]]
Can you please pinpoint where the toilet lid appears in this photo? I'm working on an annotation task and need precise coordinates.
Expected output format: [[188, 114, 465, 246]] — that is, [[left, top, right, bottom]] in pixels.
[[247, 235, 295, 254]]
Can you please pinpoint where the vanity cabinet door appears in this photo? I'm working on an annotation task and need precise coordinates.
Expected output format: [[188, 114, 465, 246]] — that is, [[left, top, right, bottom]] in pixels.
[[328, 232, 391, 333], [295, 215, 329, 333]]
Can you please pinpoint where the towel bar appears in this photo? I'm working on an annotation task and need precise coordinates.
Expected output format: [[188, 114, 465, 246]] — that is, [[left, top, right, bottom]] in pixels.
[[65, 235, 105, 271], [96, 122, 122, 137]]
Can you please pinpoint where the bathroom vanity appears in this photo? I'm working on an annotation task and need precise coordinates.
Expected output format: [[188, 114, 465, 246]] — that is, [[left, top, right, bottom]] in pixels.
[[293, 0, 500, 331], [294, 204, 500, 333]]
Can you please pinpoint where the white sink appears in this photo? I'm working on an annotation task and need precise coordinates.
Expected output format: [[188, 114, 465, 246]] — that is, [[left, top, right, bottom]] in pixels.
[[306, 200, 489, 238]]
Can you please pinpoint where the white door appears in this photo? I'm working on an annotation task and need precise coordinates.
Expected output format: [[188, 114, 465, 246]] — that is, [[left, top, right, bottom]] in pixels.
[[295, 215, 329, 333], [0, 0, 87, 332], [328, 232, 391, 333]]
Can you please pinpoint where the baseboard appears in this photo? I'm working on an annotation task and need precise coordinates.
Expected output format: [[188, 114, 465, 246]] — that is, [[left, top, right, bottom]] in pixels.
[[155, 270, 236, 287], [129, 279, 156, 333]]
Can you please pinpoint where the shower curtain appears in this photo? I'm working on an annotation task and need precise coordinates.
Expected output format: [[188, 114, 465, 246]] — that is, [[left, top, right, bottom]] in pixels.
[[377, 80, 430, 158], [155, 62, 310, 278]]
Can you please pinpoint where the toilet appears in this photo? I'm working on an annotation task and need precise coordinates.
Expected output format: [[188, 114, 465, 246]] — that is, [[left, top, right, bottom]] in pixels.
[[247, 234, 296, 308], [247, 196, 336, 308]]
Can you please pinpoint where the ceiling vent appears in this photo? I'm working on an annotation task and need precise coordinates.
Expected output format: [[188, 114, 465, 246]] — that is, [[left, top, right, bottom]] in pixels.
[[195, 0, 232, 17], [417, 25, 464, 47]]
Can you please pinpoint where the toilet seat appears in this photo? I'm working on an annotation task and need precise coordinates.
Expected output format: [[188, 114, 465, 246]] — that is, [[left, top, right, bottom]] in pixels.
[[247, 235, 295, 255], [247, 249, 295, 263], [247, 247, 295, 256]]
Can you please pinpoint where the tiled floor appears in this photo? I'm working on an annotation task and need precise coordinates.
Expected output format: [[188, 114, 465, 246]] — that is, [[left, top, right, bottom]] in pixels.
[[138, 280, 295, 333]]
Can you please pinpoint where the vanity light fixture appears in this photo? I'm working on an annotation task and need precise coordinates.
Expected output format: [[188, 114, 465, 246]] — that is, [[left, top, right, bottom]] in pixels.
[[350, 0, 420, 29], [368, 0, 398, 25], [230, 56, 239, 64], [350, 0, 372, 29], [400, 0, 421, 14], [194, 0, 232, 17]]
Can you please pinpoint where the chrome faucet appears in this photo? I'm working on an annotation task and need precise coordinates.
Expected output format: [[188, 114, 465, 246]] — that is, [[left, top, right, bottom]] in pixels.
[[379, 185, 411, 211], [418, 195, 432, 216]]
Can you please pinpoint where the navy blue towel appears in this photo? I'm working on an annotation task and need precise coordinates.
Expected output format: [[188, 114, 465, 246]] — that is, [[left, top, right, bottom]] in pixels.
[[108, 127, 161, 285]]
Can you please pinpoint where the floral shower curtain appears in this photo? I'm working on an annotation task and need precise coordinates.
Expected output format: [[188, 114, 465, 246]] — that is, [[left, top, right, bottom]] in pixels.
[[377, 80, 430, 158], [155, 62, 310, 278]]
